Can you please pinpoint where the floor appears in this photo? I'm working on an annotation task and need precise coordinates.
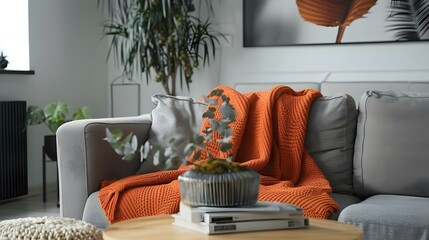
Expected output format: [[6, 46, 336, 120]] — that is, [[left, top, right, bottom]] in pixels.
[[0, 189, 60, 221]]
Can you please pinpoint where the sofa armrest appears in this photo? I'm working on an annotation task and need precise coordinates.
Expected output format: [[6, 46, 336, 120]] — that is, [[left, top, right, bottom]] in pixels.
[[57, 114, 151, 220]]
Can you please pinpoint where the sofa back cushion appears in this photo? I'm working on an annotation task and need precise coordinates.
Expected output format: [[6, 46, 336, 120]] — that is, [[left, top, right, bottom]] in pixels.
[[354, 90, 429, 198], [136, 92, 358, 194], [305, 93, 357, 194]]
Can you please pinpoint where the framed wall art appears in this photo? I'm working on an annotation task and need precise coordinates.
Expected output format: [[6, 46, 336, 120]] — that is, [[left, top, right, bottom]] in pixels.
[[243, 0, 429, 47]]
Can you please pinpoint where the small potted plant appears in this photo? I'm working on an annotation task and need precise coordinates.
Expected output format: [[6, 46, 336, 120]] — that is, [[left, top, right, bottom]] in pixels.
[[26, 101, 90, 160], [0, 52, 9, 69], [105, 89, 260, 207], [177, 89, 260, 207]]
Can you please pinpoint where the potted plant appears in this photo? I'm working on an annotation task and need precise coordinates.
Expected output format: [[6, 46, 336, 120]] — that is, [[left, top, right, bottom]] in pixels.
[[177, 89, 260, 207], [26, 101, 90, 160], [0, 52, 9, 69], [98, 0, 223, 96], [105, 89, 260, 207]]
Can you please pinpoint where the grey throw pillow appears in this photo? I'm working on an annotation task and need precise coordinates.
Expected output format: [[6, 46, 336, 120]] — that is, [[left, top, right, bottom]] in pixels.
[[354, 90, 429, 198], [135, 94, 207, 174], [305, 93, 357, 194]]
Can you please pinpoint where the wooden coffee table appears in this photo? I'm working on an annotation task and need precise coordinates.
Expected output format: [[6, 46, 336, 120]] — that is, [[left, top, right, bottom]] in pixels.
[[103, 215, 363, 240]]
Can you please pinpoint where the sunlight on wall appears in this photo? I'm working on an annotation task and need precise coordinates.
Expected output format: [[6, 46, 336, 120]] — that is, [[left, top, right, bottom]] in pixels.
[[0, 0, 30, 70]]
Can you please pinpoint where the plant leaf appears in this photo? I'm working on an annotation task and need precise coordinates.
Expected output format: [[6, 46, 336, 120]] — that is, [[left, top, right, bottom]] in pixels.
[[26, 105, 46, 126], [99, 0, 222, 95], [44, 101, 68, 132], [386, 0, 429, 41], [192, 150, 202, 161], [219, 143, 232, 153], [104, 128, 139, 161], [296, 0, 377, 43], [203, 95, 218, 105], [202, 110, 215, 119], [219, 100, 236, 122], [72, 106, 91, 120]]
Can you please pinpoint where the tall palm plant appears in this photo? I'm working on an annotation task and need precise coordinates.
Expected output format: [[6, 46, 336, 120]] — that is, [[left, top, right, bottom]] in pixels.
[[386, 0, 429, 41], [98, 0, 221, 96]]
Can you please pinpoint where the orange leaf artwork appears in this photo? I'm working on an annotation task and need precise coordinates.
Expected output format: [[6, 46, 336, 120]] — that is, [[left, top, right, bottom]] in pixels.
[[296, 0, 377, 43]]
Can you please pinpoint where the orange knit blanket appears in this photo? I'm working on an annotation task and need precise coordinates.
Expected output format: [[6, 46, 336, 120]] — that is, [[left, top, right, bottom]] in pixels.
[[99, 85, 339, 223]]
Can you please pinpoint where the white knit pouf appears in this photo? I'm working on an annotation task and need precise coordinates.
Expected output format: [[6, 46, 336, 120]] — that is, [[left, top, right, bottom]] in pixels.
[[0, 216, 102, 240]]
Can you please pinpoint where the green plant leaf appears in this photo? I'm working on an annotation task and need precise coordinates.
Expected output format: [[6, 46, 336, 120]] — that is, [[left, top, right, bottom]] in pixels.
[[184, 143, 196, 157], [104, 128, 123, 143], [220, 100, 236, 122], [98, 0, 223, 96], [26, 105, 46, 126], [72, 106, 91, 120], [122, 142, 136, 161], [43, 101, 68, 132], [192, 150, 202, 162], [202, 127, 213, 135], [121, 132, 133, 145], [202, 110, 215, 119], [203, 96, 218, 105], [210, 89, 224, 97], [217, 135, 233, 144], [26, 101, 90, 133], [208, 119, 219, 132], [104, 128, 138, 161]]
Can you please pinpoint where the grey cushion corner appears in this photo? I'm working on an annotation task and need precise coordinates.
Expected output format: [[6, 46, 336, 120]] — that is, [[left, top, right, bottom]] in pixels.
[[305, 93, 357, 194], [354, 90, 429, 197], [82, 191, 110, 229], [338, 195, 429, 240]]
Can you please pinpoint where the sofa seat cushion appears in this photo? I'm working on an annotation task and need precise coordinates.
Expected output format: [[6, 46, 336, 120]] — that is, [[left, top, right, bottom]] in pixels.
[[82, 191, 110, 229], [338, 195, 429, 240]]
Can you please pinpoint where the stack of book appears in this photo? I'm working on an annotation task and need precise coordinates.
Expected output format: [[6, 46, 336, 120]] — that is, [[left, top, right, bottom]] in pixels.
[[172, 201, 309, 234]]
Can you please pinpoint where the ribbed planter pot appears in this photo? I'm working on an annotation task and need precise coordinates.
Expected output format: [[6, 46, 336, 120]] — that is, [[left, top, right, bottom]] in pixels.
[[178, 168, 260, 207], [44, 135, 57, 161]]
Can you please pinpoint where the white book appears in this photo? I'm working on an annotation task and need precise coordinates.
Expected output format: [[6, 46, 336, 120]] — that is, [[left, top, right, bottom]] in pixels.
[[172, 214, 309, 235], [178, 201, 303, 223], [204, 209, 303, 223]]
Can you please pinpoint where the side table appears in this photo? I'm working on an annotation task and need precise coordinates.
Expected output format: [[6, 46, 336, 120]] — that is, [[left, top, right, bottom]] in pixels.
[[103, 215, 363, 240]]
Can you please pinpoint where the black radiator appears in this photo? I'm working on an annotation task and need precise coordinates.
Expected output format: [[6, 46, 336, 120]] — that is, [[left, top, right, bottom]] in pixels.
[[0, 101, 28, 201]]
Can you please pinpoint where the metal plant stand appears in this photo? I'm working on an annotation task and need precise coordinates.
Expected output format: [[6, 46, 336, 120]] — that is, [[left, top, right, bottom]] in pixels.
[[110, 72, 141, 117], [42, 145, 59, 207]]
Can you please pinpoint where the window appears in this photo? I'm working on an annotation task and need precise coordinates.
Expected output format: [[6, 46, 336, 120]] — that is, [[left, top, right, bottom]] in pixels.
[[0, 0, 30, 70]]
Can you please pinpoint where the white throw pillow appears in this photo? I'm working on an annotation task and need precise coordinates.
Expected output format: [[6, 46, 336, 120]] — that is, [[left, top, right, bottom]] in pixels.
[[135, 94, 206, 174]]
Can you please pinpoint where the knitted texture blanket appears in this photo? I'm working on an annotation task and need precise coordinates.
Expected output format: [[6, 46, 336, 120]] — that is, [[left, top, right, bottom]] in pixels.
[[99, 85, 339, 223]]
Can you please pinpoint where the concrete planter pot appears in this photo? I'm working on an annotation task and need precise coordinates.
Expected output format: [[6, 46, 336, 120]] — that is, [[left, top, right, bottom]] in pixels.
[[178, 168, 260, 207]]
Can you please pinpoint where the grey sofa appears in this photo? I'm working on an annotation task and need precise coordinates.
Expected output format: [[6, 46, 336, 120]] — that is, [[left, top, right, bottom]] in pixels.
[[57, 90, 429, 239]]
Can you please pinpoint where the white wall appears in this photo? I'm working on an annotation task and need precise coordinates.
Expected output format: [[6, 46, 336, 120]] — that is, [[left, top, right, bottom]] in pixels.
[[108, 60, 222, 116], [124, 0, 429, 115], [0, 0, 108, 195], [107, 48, 222, 117], [212, 1, 429, 92]]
